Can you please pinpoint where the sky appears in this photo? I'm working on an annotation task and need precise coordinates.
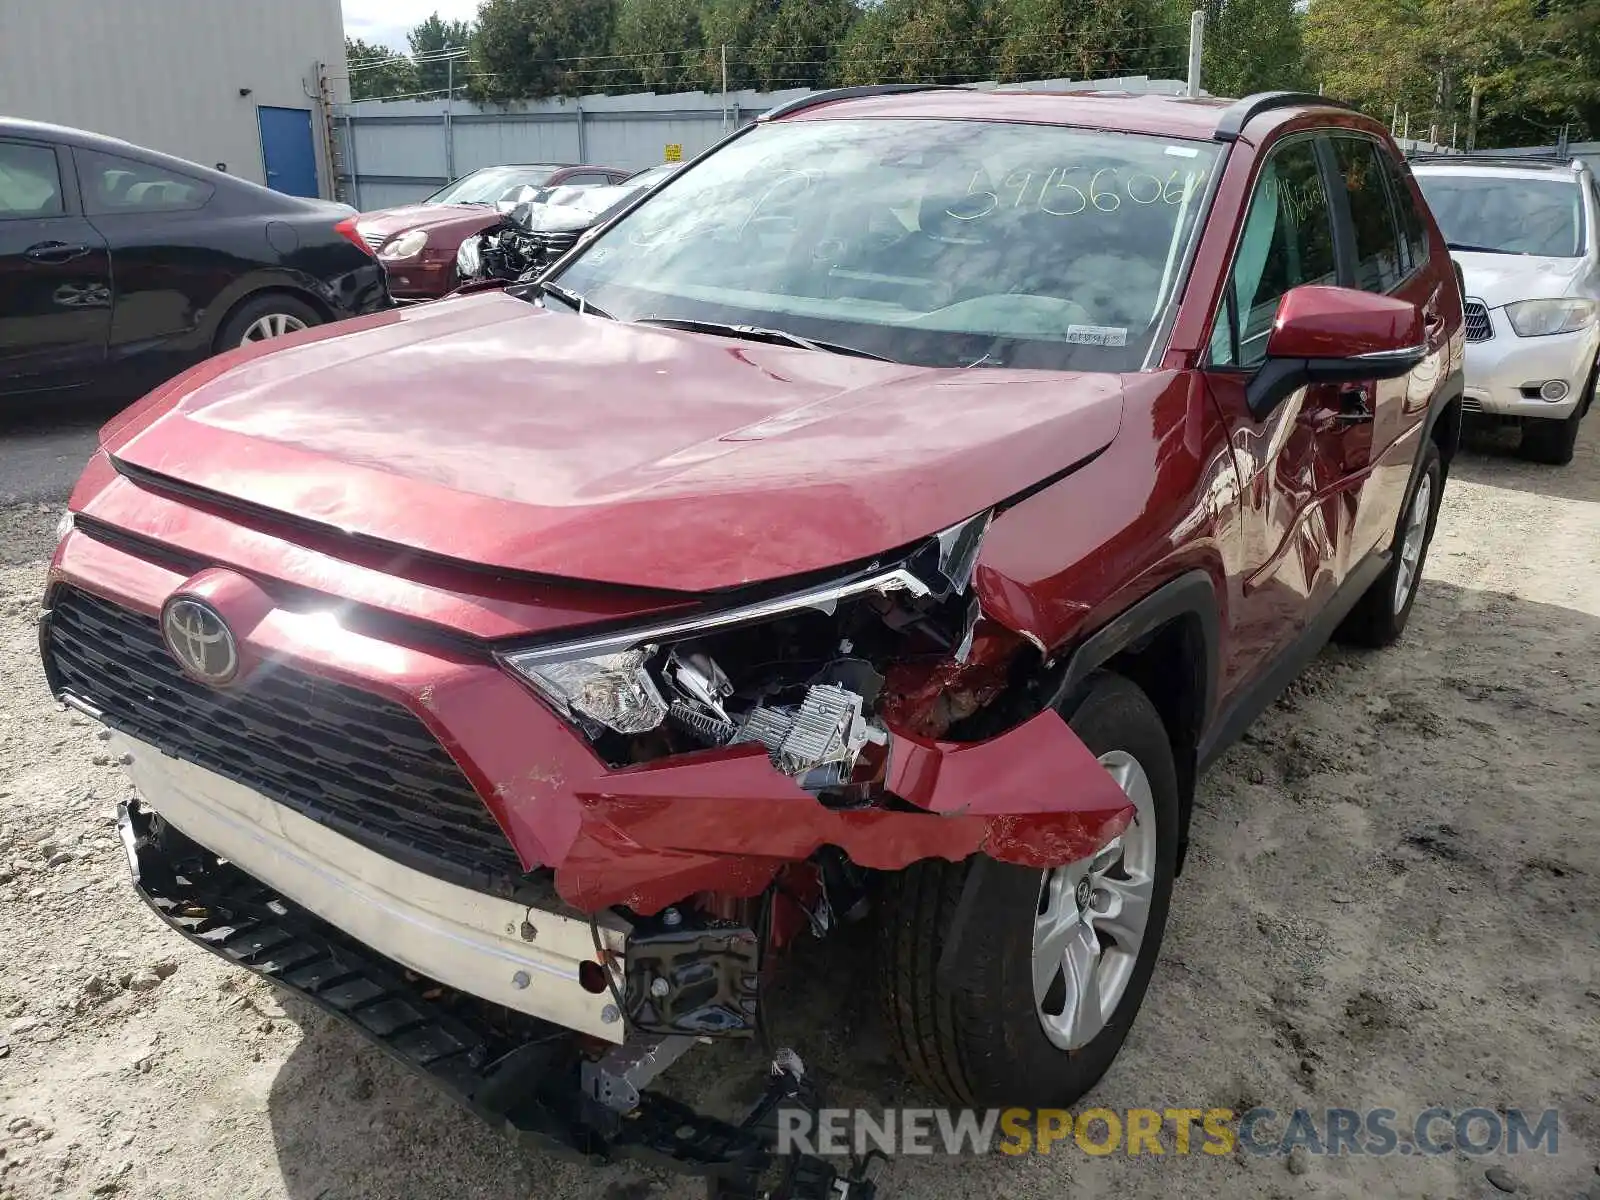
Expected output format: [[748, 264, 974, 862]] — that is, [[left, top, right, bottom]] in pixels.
[[342, 0, 481, 53]]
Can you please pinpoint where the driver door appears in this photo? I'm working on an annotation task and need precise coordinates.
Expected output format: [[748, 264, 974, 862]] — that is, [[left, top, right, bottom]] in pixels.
[[1202, 133, 1363, 694]]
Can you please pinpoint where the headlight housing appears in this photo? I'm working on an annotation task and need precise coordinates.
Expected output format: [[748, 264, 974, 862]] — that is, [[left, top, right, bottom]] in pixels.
[[378, 229, 428, 261], [455, 235, 483, 279], [1504, 298, 1598, 337], [499, 512, 1003, 791]]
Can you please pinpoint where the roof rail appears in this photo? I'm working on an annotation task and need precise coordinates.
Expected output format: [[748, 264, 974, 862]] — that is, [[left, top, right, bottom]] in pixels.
[[1406, 152, 1577, 170], [759, 83, 967, 122], [1214, 91, 1360, 142]]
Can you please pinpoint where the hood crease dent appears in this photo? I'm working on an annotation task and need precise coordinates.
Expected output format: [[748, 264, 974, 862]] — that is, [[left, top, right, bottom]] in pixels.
[[107, 292, 1127, 593]]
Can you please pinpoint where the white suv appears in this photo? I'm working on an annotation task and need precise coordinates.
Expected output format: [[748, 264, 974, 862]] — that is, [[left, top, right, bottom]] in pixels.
[[1413, 156, 1600, 464]]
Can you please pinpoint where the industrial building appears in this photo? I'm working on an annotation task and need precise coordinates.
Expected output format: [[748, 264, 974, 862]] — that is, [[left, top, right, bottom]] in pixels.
[[0, 0, 349, 198]]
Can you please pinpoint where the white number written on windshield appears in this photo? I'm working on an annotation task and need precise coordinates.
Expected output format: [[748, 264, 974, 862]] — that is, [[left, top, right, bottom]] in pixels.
[[947, 166, 1208, 220]]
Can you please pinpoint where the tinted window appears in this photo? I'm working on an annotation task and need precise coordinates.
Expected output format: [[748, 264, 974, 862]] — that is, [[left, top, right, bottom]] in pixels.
[[78, 149, 213, 214], [1415, 173, 1584, 257], [554, 118, 1221, 371], [1210, 139, 1337, 367], [0, 142, 64, 217], [561, 173, 608, 186], [1332, 137, 1404, 292], [1378, 152, 1430, 273]]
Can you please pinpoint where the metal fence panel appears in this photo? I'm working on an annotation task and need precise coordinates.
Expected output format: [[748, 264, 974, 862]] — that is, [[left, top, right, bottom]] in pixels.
[[333, 78, 1185, 209]]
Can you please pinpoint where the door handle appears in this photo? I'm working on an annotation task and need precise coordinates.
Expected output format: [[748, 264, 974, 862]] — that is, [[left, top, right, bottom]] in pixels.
[[25, 241, 92, 264]]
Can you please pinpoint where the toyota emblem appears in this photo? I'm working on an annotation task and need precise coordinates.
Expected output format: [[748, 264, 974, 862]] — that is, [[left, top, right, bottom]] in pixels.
[[161, 598, 239, 685]]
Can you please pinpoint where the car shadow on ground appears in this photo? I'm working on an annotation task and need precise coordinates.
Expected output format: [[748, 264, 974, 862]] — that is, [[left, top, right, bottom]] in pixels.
[[1452, 418, 1600, 504], [259, 577, 1600, 1200]]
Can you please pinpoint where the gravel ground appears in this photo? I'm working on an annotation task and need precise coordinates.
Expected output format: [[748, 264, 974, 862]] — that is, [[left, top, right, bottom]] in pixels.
[[1, 418, 1597, 1200]]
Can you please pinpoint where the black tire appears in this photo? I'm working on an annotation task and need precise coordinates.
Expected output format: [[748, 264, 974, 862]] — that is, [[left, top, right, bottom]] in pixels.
[[877, 673, 1180, 1107], [214, 293, 322, 353], [1337, 440, 1443, 648], [1519, 399, 1585, 465]]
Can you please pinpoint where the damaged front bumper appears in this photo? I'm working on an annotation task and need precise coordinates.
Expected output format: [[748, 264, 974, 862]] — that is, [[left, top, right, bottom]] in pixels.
[[46, 525, 1135, 917], [115, 798, 870, 1197]]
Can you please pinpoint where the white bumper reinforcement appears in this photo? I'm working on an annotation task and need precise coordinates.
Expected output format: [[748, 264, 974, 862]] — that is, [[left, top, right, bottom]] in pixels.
[[111, 732, 628, 1042]]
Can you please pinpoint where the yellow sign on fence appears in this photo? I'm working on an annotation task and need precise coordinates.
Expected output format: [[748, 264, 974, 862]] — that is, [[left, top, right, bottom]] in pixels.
[[664, 143, 683, 162]]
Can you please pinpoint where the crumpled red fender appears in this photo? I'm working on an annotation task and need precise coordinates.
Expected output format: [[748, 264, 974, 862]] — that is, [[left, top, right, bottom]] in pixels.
[[555, 709, 1133, 912]]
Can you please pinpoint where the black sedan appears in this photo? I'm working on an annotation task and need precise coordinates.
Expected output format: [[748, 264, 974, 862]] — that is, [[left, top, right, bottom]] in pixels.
[[0, 118, 389, 404]]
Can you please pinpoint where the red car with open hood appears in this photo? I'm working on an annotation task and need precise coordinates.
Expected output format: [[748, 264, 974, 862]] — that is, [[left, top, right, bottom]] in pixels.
[[43, 87, 1463, 1197], [353, 162, 627, 298]]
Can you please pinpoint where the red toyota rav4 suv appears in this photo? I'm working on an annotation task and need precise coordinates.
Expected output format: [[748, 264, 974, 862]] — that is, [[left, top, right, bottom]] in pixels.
[[42, 88, 1462, 1196]]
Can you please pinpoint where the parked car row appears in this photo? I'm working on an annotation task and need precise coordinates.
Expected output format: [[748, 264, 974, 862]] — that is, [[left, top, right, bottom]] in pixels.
[[0, 132, 675, 405]]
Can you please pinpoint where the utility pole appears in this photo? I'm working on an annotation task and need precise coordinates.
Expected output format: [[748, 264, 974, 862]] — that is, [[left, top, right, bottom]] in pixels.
[[445, 50, 455, 183], [1185, 9, 1205, 98], [1466, 80, 1480, 151], [721, 44, 729, 131]]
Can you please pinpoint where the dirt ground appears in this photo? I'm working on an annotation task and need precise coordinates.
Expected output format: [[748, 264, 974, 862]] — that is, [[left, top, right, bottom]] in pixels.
[[1, 418, 1597, 1200]]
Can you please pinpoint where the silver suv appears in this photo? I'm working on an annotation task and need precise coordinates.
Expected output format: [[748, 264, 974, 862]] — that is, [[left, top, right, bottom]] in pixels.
[[1412, 155, 1600, 464]]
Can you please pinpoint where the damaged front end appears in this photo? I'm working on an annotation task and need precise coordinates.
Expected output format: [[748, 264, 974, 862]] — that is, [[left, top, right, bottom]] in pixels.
[[497, 510, 1135, 908]]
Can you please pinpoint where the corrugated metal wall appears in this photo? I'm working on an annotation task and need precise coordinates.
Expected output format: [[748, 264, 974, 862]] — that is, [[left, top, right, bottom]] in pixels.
[[337, 77, 1189, 210], [0, 0, 346, 194]]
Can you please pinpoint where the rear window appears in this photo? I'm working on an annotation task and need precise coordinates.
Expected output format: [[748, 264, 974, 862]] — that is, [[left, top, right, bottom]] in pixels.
[[77, 149, 214, 215], [1415, 173, 1584, 257]]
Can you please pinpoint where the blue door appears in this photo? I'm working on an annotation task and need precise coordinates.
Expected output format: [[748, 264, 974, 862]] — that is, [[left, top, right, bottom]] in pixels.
[[257, 106, 318, 197]]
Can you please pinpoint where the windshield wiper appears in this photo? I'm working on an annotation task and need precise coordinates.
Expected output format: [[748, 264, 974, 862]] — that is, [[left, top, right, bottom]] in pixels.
[[1446, 241, 1521, 255], [538, 282, 614, 320], [632, 317, 893, 362]]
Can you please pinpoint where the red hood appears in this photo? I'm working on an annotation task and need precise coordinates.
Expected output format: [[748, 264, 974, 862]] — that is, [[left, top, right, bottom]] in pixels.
[[107, 293, 1125, 593], [354, 203, 499, 242]]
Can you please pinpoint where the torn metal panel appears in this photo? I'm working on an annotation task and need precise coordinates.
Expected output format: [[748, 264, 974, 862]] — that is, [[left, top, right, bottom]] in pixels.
[[556, 710, 1133, 913]]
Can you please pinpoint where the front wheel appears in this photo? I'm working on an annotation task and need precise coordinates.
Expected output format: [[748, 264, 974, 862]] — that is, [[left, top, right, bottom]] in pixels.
[[878, 673, 1179, 1107]]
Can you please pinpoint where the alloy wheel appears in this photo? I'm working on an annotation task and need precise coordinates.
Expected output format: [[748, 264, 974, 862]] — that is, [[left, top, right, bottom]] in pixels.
[[240, 313, 308, 345], [1031, 749, 1157, 1051], [1392, 474, 1433, 614]]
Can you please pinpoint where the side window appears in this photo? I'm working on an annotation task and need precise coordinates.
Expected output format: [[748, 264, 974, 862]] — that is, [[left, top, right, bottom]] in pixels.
[[1377, 149, 1430, 275], [1331, 137, 1404, 292], [77, 149, 214, 215], [0, 141, 65, 218], [1210, 139, 1338, 368]]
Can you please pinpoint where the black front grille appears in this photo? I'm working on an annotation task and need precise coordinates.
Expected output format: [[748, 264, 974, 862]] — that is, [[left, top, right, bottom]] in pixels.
[[532, 230, 581, 259], [1464, 299, 1493, 342], [45, 587, 526, 896]]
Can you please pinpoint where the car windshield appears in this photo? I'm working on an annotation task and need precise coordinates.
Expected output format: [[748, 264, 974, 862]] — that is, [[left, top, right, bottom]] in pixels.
[[427, 165, 564, 205], [1415, 173, 1584, 256], [549, 119, 1219, 370], [628, 164, 677, 187]]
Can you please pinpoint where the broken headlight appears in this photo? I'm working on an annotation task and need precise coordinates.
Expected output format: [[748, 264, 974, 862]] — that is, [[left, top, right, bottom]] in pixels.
[[499, 511, 996, 788]]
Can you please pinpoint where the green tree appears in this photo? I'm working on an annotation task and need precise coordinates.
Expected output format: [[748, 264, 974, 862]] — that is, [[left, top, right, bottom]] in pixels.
[[409, 13, 474, 96], [470, 0, 620, 99], [835, 0, 997, 86], [749, 0, 860, 89], [611, 0, 705, 91], [1199, 0, 1307, 98], [1304, 0, 1600, 146], [345, 36, 419, 101], [698, 0, 781, 89], [993, 0, 1180, 84]]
